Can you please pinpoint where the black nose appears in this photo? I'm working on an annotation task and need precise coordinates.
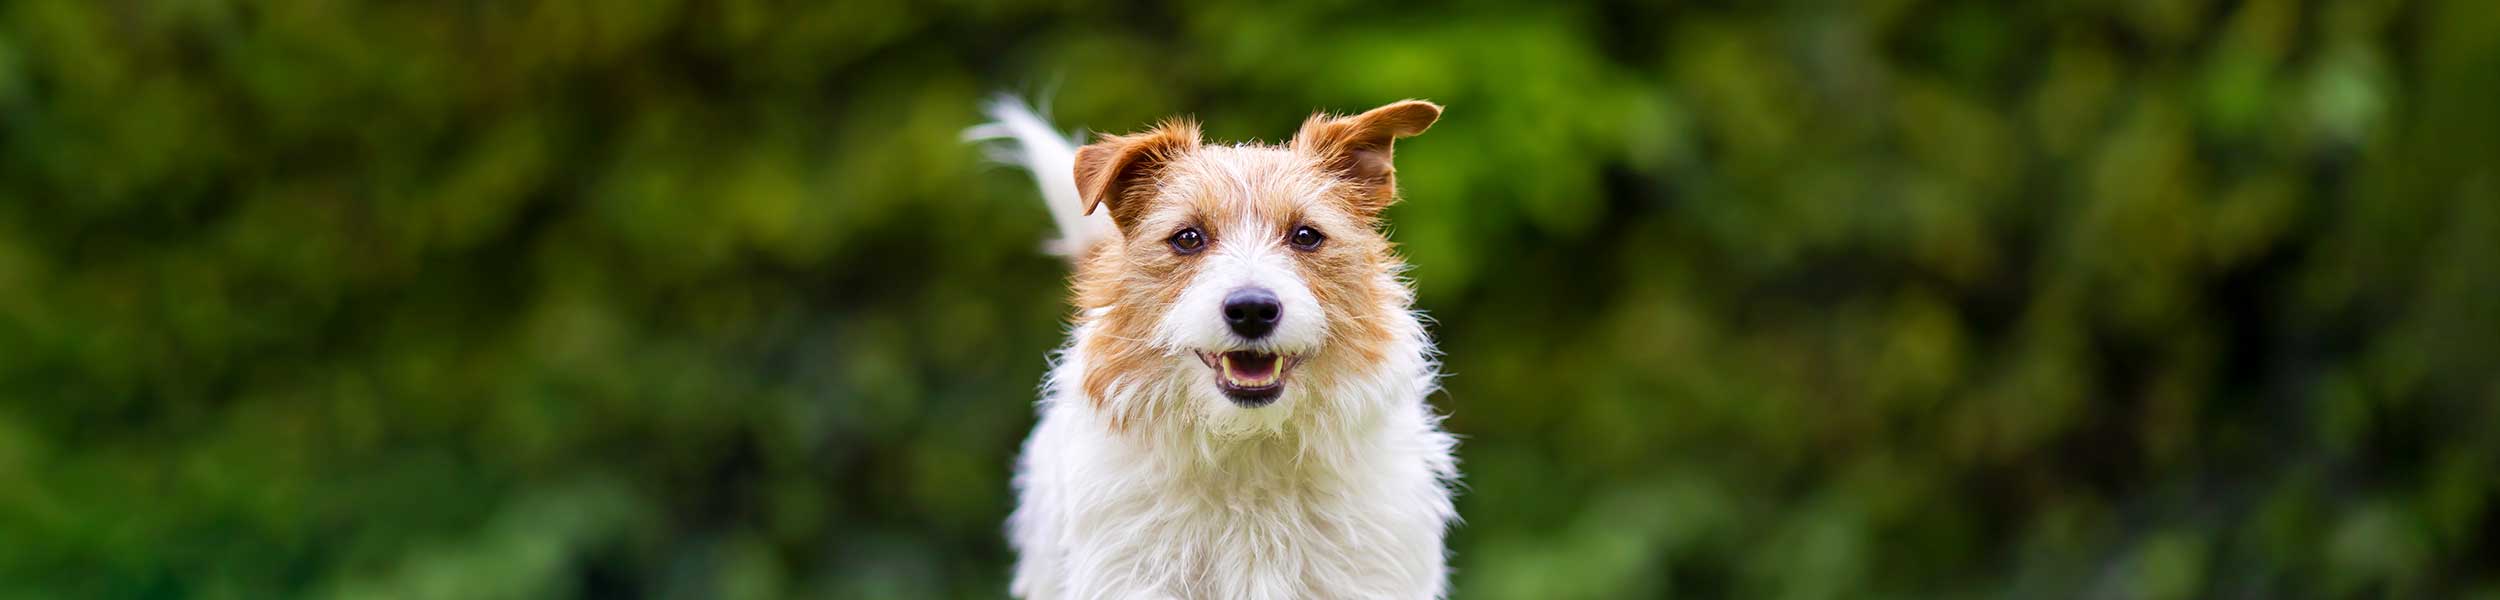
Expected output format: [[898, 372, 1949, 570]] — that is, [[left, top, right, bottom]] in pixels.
[[1222, 288, 1282, 339]]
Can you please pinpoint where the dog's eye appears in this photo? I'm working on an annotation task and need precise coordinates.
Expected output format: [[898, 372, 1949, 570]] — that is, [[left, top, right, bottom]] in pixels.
[[1169, 227, 1206, 254], [1289, 226, 1325, 251]]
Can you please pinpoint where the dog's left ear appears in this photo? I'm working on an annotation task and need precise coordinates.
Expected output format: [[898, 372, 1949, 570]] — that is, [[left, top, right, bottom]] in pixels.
[[1292, 99, 1441, 214]]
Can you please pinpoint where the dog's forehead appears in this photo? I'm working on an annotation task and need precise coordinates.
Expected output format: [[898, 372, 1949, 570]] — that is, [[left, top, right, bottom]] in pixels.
[[1167, 146, 1333, 217]]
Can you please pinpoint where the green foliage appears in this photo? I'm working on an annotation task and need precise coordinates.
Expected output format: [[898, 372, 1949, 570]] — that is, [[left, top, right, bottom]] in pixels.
[[2, 0, 2495, 597]]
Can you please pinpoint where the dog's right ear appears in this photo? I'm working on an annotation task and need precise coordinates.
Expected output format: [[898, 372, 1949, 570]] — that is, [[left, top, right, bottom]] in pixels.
[[1074, 119, 1200, 234]]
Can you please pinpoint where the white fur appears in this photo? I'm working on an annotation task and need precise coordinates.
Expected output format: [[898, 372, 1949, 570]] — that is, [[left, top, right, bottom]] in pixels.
[[972, 101, 1462, 599], [1012, 316, 1457, 600]]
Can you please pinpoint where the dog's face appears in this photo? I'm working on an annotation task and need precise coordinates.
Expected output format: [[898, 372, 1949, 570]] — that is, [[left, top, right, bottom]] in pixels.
[[1067, 101, 1439, 432]]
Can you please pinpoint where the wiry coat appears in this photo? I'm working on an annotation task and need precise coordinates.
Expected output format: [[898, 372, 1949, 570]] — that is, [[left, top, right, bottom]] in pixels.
[[970, 97, 1460, 600]]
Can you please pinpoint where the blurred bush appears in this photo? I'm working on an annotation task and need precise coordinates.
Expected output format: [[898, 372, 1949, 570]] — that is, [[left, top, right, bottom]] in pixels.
[[1, 0, 2495, 598]]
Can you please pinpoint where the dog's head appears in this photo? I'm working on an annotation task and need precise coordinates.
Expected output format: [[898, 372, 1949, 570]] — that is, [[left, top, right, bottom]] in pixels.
[[1067, 100, 1440, 433]]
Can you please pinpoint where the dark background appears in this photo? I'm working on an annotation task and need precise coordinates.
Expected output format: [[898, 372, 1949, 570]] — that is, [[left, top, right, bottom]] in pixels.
[[2, 0, 2495, 597]]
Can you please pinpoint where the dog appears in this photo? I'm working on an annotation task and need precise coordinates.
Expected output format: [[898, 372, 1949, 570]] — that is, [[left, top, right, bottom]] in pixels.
[[967, 97, 1462, 599]]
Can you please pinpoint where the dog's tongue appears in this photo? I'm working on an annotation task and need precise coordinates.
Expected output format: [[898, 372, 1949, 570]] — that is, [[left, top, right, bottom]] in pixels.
[[1224, 351, 1280, 380]]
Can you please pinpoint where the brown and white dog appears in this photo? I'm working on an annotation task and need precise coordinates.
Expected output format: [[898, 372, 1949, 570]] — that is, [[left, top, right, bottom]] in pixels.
[[968, 97, 1460, 599]]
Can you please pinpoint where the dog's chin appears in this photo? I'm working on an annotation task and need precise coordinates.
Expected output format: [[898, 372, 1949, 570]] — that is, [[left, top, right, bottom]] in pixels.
[[1195, 350, 1304, 408]]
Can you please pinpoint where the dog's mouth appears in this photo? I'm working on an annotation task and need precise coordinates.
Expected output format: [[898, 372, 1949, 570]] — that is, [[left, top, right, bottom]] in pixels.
[[1195, 350, 1302, 406]]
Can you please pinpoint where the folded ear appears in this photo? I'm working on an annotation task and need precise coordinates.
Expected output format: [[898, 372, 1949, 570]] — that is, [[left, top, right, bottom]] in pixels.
[[1291, 100, 1441, 213], [1073, 119, 1200, 234]]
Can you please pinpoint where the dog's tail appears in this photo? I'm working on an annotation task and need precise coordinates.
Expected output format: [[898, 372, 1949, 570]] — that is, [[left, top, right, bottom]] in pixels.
[[964, 95, 1117, 257]]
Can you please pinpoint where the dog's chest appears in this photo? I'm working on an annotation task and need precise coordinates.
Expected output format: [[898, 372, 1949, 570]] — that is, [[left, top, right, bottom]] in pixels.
[[1013, 335, 1455, 598], [1076, 444, 1443, 597]]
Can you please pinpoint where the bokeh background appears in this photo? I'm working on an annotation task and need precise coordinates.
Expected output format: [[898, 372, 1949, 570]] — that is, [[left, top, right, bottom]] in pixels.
[[3, 0, 2496, 597]]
